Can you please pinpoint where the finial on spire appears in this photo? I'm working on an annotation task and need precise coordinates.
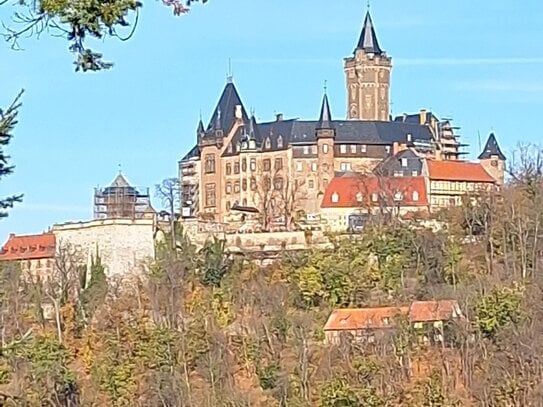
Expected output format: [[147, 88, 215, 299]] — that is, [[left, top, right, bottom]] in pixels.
[[323, 79, 328, 95], [226, 58, 233, 83], [367, 0, 370, 11], [118, 163, 122, 175]]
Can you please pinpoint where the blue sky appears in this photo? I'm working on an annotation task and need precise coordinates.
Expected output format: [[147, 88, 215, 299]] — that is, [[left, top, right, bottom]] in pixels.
[[1, 0, 543, 238]]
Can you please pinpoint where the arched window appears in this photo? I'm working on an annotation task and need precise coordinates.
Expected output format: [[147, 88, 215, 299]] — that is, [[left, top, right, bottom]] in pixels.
[[412, 191, 419, 202], [394, 191, 403, 201], [331, 192, 339, 203], [277, 135, 284, 149], [265, 137, 271, 149]]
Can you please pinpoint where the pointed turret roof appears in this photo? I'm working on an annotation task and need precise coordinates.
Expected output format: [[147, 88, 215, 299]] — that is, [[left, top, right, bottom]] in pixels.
[[207, 81, 248, 133], [197, 118, 205, 134], [317, 93, 333, 130], [110, 173, 131, 188], [478, 133, 506, 161], [356, 11, 383, 54]]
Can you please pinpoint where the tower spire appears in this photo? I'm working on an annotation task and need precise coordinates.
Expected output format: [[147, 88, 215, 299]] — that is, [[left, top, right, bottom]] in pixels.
[[356, 9, 383, 54], [317, 92, 333, 130]]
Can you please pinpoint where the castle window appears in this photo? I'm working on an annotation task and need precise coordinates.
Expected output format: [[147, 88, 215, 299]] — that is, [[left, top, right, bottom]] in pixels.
[[371, 193, 378, 202], [295, 161, 303, 172], [356, 192, 363, 203], [361, 144, 367, 153], [406, 133, 412, 142], [250, 177, 256, 191], [323, 143, 329, 154], [412, 170, 418, 176], [311, 162, 318, 172], [265, 137, 271, 149], [308, 179, 315, 189], [226, 163, 232, 175], [412, 191, 419, 202], [340, 162, 351, 172], [394, 192, 403, 202], [277, 135, 284, 149], [205, 184, 216, 207], [264, 159, 271, 171], [322, 163, 328, 171], [234, 181, 240, 193], [350, 145, 357, 154], [242, 179, 247, 191], [311, 145, 318, 154], [275, 158, 283, 170], [303, 146, 309, 155], [226, 182, 232, 194], [274, 177, 284, 190], [385, 146, 391, 154], [401, 158, 408, 167], [340, 145, 347, 154], [331, 192, 339, 203], [250, 158, 256, 171], [242, 158, 247, 172], [204, 154, 215, 174], [234, 162, 240, 174]]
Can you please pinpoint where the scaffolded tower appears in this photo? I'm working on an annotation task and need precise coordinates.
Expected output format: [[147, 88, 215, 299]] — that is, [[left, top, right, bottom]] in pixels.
[[94, 173, 151, 219]]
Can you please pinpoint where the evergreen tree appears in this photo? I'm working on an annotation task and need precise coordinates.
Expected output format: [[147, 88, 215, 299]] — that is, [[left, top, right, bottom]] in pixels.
[[0, 92, 23, 219]]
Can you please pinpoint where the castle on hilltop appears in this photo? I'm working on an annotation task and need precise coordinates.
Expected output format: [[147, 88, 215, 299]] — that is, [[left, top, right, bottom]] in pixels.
[[178, 9, 506, 232]]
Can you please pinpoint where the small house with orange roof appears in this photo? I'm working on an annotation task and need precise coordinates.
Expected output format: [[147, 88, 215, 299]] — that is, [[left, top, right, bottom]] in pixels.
[[324, 300, 464, 345], [0, 232, 56, 280]]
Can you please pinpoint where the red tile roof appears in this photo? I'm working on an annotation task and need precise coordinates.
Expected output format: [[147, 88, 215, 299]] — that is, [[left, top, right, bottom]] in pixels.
[[324, 300, 462, 332], [324, 307, 409, 331], [321, 176, 428, 208], [426, 160, 495, 183], [409, 300, 463, 322], [0, 233, 56, 261]]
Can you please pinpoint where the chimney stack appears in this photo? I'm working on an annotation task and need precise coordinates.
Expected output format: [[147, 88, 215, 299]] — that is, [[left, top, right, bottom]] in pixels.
[[276, 113, 284, 122], [420, 109, 427, 125]]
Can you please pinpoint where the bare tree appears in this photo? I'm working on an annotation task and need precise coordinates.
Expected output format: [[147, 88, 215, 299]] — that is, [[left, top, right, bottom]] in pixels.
[[156, 177, 181, 249]]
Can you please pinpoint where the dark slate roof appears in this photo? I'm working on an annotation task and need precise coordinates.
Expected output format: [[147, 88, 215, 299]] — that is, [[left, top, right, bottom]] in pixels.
[[197, 119, 205, 134], [357, 11, 383, 54], [317, 94, 333, 130], [374, 149, 423, 176], [102, 173, 139, 196], [478, 133, 506, 160], [289, 120, 432, 145], [206, 81, 249, 135], [394, 111, 439, 126], [180, 145, 199, 162]]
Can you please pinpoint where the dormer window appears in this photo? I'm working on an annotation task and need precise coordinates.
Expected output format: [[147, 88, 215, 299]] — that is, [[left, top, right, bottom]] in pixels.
[[277, 135, 284, 149], [331, 192, 339, 203], [412, 191, 419, 201], [394, 191, 403, 201], [401, 158, 408, 167], [407, 133, 412, 142], [265, 137, 271, 149], [371, 193, 378, 202], [356, 192, 363, 203], [227, 143, 233, 154], [249, 139, 256, 149]]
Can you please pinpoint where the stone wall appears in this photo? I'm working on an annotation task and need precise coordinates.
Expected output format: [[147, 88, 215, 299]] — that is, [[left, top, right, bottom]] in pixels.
[[52, 219, 155, 277]]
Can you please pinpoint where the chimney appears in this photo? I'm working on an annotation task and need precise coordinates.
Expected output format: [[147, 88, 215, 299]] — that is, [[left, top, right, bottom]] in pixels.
[[235, 105, 242, 120], [420, 109, 427, 125], [276, 113, 283, 122]]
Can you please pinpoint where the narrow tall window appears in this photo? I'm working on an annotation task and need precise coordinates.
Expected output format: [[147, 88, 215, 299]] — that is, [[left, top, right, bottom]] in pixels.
[[264, 159, 271, 171], [340, 145, 347, 154], [323, 143, 329, 154], [242, 158, 247, 172], [205, 184, 216, 207], [275, 158, 283, 170], [234, 162, 240, 174], [350, 145, 357, 154], [265, 137, 271, 149], [250, 158, 256, 171], [204, 154, 215, 174], [361, 144, 367, 153], [226, 163, 232, 175], [277, 135, 284, 149]]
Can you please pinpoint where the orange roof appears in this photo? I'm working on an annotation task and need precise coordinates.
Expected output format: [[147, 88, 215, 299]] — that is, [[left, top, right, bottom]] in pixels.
[[0, 233, 56, 261], [426, 160, 495, 183], [324, 300, 462, 332], [324, 306, 409, 331], [321, 176, 428, 208], [409, 300, 462, 322]]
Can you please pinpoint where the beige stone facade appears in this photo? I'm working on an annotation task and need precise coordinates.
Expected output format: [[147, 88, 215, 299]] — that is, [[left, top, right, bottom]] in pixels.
[[52, 219, 155, 278]]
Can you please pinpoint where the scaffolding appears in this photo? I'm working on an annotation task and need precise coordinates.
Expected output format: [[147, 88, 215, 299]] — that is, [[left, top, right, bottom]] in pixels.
[[93, 174, 151, 219]]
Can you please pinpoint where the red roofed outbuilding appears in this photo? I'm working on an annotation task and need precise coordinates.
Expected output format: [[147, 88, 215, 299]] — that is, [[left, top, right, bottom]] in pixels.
[[0, 232, 56, 280]]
